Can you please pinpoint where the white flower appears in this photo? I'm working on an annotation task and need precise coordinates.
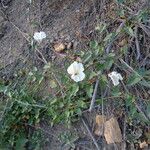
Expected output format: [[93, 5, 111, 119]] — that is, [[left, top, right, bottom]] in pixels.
[[33, 31, 46, 42], [108, 71, 123, 86], [67, 61, 85, 82]]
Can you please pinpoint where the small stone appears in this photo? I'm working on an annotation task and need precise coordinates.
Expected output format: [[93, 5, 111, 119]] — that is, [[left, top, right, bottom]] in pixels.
[[54, 43, 65, 52]]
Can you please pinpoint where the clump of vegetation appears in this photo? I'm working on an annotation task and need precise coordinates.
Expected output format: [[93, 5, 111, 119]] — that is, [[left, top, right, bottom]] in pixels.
[[0, 0, 150, 149]]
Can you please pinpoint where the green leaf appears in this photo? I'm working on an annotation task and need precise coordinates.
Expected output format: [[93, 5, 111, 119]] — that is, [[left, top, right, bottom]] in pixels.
[[15, 136, 28, 150], [104, 32, 117, 43], [69, 84, 79, 98], [130, 107, 137, 117], [83, 51, 92, 63], [104, 59, 114, 70], [35, 109, 40, 119], [95, 22, 107, 33], [125, 94, 135, 107], [103, 53, 115, 70], [111, 86, 122, 96], [127, 73, 142, 86], [116, 0, 125, 4], [76, 108, 82, 116], [90, 41, 98, 49], [104, 33, 113, 42], [139, 80, 150, 88], [77, 100, 87, 108], [50, 80, 57, 88], [99, 75, 108, 90], [0, 84, 8, 93], [146, 103, 150, 118], [43, 62, 51, 70], [85, 84, 93, 98], [125, 26, 135, 37], [95, 98, 106, 105], [89, 71, 97, 80]]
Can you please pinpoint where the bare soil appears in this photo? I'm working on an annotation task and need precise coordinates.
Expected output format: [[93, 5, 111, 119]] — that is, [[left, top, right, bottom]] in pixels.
[[0, 0, 100, 77]]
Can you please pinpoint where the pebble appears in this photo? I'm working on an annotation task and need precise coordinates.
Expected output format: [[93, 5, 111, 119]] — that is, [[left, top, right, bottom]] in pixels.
[[54, 43, 65, 52]]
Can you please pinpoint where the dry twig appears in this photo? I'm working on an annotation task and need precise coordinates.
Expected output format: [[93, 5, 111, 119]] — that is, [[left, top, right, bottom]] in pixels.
[[122, 117, 126, 150], [81, 117, 100, 150], [89, 79, 99, 112], [135, 27, 141, 60]]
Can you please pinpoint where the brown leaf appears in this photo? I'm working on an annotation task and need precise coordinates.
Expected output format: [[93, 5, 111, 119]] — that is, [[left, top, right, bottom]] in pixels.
[[94, 115, 106, 136], [118, 38, 127, 47], [104, 117, 122, 144]]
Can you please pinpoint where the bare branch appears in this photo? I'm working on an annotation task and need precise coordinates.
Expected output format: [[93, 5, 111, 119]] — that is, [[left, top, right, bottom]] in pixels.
[[122, 117, 127, 150], [89, 79, 99, 112], [81, 117, 100, 150], [135, 27, 141, 60]]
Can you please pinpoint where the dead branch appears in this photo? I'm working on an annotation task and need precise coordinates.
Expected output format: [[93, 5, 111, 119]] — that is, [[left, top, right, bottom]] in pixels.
[[135, 27, 141, 60], [81, 117, 100, 150], [89, 79, 99, 112], [122, 117, 126, 150]]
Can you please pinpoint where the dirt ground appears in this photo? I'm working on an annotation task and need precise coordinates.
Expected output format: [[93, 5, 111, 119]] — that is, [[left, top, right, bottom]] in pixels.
[[0, 0, 149, 149], [0, 0, 101, 77]]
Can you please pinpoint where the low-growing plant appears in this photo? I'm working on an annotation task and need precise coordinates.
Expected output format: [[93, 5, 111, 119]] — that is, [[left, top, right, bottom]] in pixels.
[[0, 0, 150, 149]]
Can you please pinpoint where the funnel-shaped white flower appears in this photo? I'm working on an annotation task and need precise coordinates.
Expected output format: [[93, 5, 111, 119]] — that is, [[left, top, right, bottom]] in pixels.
[[33, 31, 46, 42], [67, 61, 85, 82], [108, 71, 123, 86]]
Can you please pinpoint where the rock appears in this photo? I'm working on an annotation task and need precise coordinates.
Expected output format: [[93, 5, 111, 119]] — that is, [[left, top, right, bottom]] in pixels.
[[54, 43, 65, 52], [94, 115, 106, 136], [104, 117, 122, 144]]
